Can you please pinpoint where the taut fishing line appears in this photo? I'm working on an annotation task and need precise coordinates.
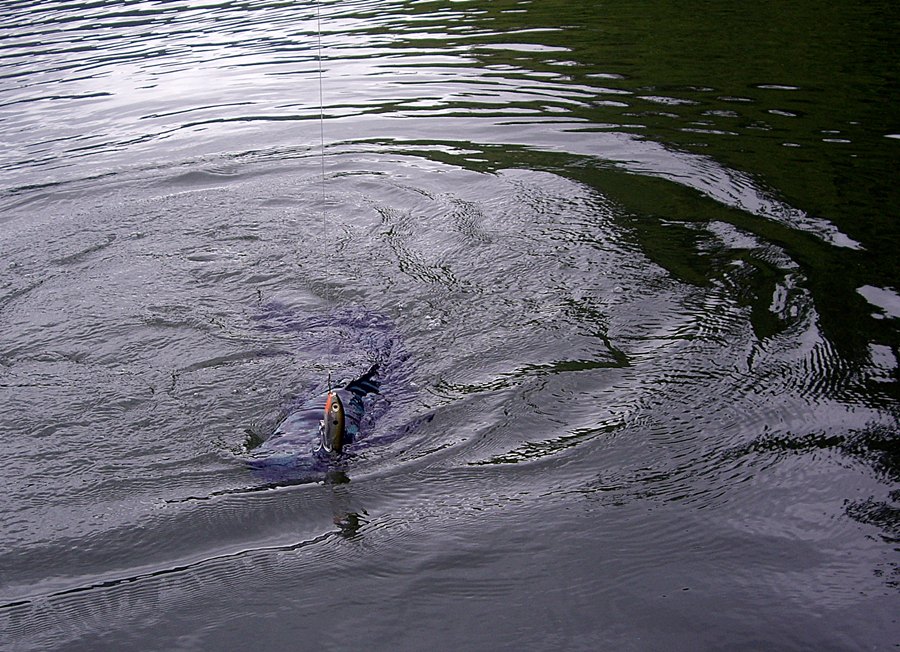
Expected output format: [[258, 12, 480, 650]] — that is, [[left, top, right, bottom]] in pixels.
[[315, 0, 332, 391]]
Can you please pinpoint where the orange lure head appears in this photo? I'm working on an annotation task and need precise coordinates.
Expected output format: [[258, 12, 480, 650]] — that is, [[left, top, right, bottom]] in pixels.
[[322, 391, 346, 454]]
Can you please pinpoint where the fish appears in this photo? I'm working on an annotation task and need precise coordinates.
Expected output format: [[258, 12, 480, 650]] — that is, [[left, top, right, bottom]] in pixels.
[[245, 364, 381, 478]]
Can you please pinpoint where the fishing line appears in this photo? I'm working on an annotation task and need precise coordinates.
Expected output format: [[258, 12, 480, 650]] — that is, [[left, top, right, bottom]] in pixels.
[[316, 0, 327, 296], [315, 0, 333, 392], [316, 10, 326, 195]]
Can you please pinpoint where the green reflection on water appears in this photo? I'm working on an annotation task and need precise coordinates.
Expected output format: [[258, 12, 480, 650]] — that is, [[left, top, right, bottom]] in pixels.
[[475, 0, 898, 258], [383, 0, 898, 396]]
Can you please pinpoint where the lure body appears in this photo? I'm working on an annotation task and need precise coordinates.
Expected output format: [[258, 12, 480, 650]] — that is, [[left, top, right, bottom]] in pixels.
[[322, 391, 346, 454]]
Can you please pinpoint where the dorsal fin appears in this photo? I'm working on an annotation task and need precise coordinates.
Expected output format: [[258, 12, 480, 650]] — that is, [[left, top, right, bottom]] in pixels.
[[345, 363, 380, 397]]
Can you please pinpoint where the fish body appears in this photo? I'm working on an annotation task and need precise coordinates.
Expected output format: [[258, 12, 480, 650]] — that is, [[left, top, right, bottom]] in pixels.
[[246, 364, 380, 476]]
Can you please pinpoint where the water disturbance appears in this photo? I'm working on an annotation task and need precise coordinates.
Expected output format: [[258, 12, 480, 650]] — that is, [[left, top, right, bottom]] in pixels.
[[0, 0, 897, 649]]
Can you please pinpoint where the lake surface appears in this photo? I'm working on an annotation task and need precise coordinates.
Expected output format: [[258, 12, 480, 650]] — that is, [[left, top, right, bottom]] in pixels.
[[1, 0, 898, 649]]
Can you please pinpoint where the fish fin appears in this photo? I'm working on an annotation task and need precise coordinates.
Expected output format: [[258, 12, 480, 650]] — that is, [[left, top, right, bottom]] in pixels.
[[345, 363, 380, 397]]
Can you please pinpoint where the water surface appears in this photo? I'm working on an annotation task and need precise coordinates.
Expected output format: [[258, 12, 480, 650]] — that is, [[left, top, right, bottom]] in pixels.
[[1, 0, 897, 649]]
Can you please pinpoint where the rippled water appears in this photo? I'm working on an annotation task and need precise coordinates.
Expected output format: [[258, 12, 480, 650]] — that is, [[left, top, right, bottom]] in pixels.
[[1, 1, 898, 649]]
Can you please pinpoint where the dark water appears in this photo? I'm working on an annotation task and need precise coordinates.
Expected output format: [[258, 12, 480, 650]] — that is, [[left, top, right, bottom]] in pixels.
[[1, 0, 898, 649]]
